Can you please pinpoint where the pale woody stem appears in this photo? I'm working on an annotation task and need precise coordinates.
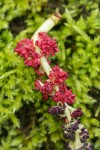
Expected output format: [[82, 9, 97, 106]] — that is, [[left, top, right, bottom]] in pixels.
[[40, 57, 52, 76], [32, 12, 83, 150], [32, 13, 61, 41], [74, 130, 83, 149], [32, 13, 61, 76], [32, 12, 75, 116]]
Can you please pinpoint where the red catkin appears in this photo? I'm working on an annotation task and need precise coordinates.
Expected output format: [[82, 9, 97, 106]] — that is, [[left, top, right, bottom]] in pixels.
[[35, 32, 59, 57]]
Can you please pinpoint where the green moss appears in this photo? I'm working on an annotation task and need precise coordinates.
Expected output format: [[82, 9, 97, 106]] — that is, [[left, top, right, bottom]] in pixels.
[[0, 0, 100, 149]]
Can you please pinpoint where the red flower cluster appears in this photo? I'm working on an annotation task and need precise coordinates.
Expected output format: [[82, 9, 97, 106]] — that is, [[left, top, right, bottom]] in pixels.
[[49, 66, 68, 85], [14, 39, 40, 69], [35, 32, 59, 57], [35, 80, 54, 100], [15, 31, 91, 149], [71, 108, 84, 118], [15, 33, 75, 105], [34, 79, 42, 90], [35, 78, 75, 104], [15, 32, 59, 70], [53, 84, 75, 104]]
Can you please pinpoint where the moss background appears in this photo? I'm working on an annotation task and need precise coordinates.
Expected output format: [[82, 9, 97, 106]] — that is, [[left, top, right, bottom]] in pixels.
[[0, 0, 100, 149]]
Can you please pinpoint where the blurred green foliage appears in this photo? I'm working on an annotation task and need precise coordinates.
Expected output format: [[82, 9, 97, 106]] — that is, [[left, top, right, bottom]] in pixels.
[[0, 0, 100, 149]]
